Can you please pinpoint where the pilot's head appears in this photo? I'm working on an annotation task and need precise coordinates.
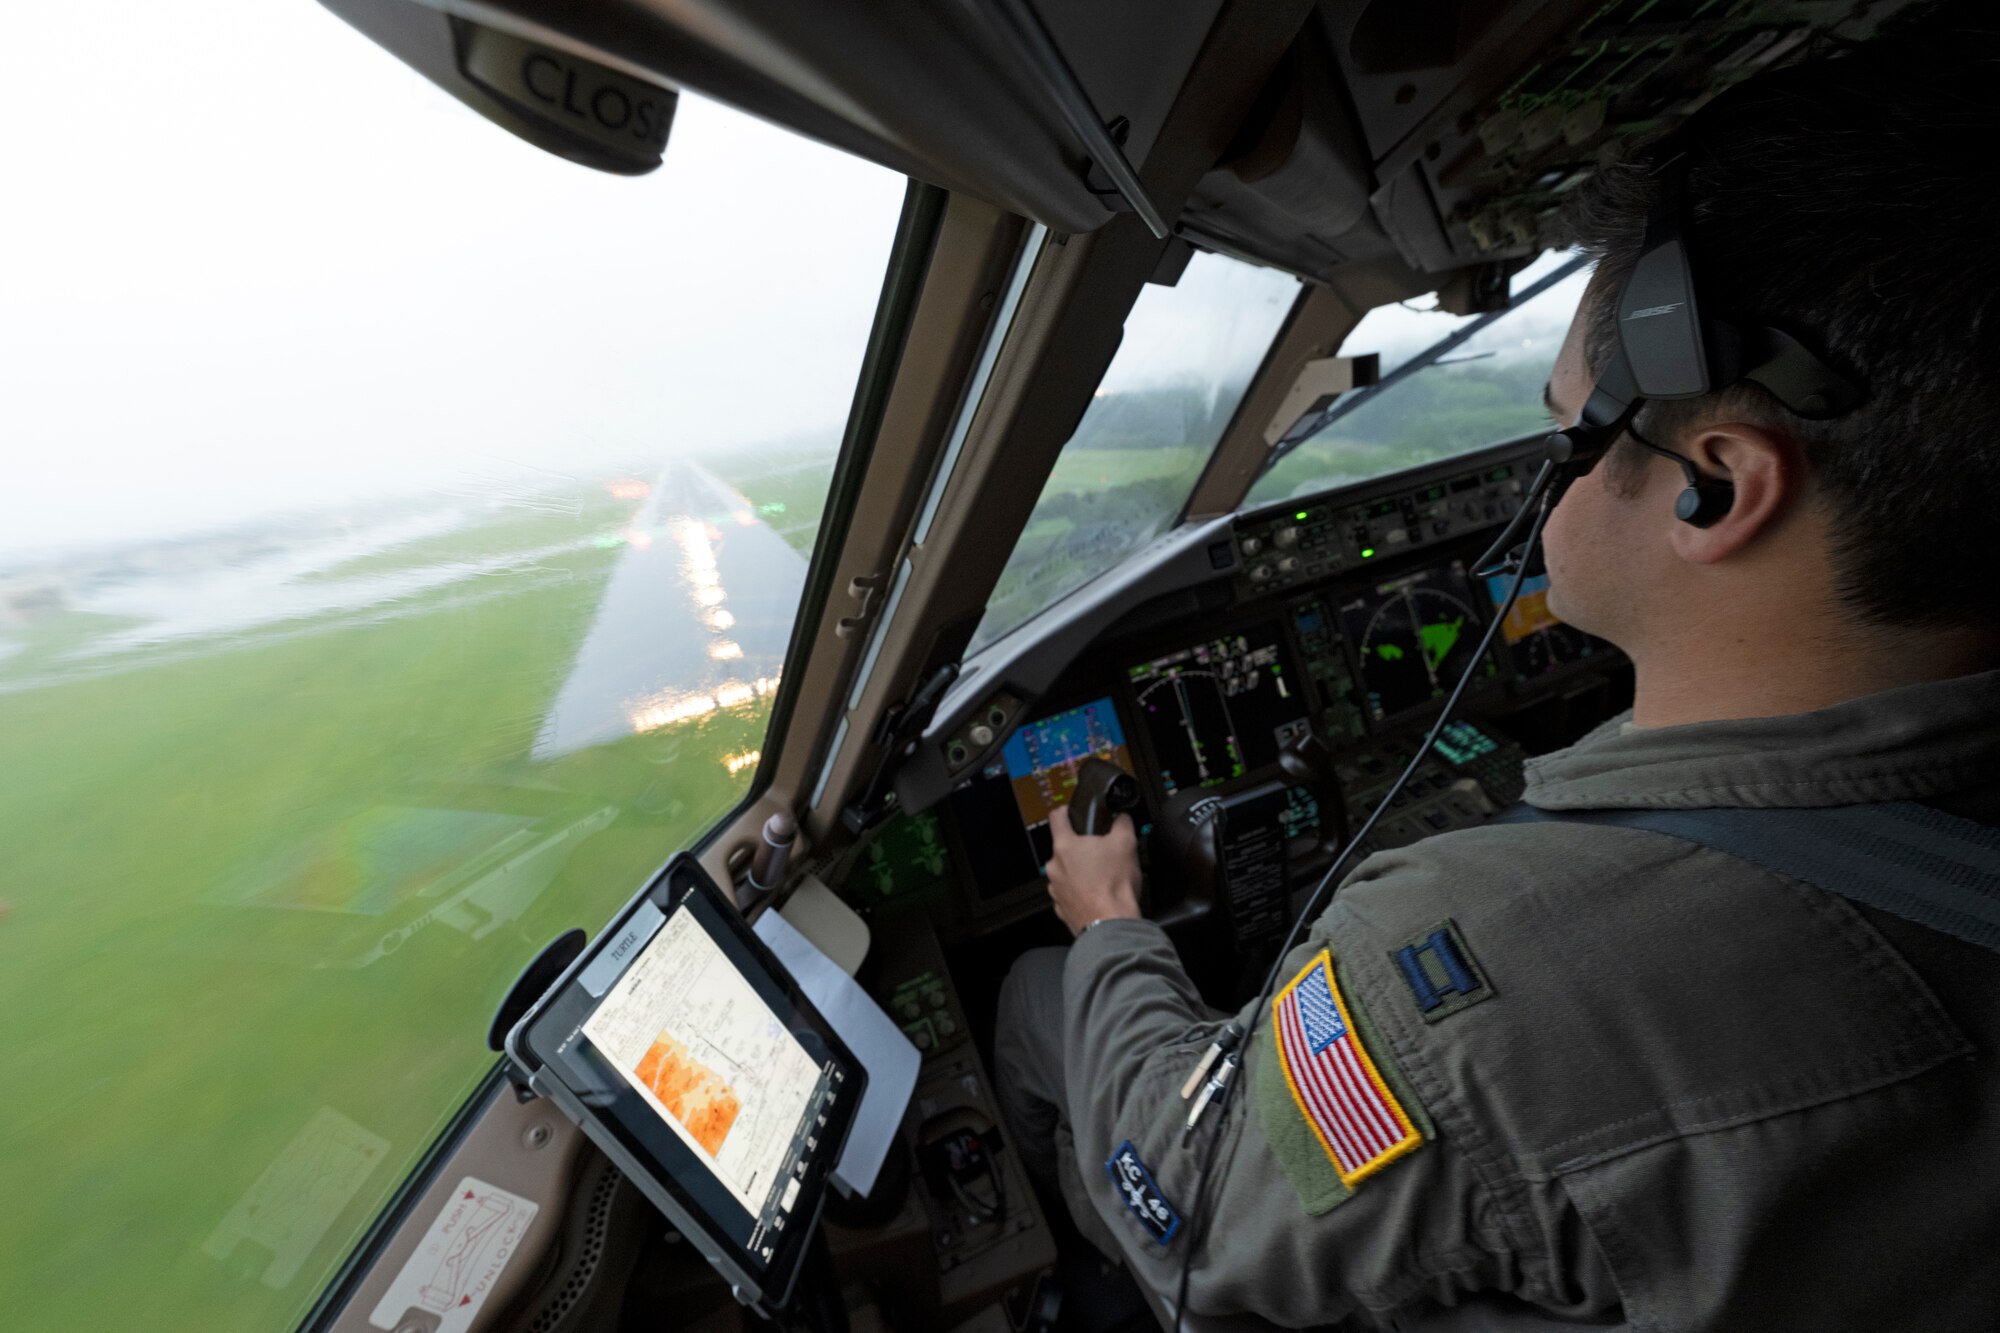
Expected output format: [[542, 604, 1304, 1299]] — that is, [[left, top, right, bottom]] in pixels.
[[1540, 2, 2000, 683]]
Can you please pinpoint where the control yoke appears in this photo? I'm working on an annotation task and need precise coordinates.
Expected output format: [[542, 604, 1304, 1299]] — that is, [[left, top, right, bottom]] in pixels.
[[1152, 733, 1345, 928], [1068, 757, 1143, 836]]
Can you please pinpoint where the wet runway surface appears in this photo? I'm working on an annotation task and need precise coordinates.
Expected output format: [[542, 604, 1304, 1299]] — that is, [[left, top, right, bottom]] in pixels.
[[536, 461, 807, 756]]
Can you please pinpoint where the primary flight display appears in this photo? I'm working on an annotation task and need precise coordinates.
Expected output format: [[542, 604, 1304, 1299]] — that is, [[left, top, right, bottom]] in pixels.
[[1126, 622, 1311, 794]]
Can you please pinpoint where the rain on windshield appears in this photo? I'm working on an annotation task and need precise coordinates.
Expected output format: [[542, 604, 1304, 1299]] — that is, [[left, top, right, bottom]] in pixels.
[[0, 3, 904, 1327]]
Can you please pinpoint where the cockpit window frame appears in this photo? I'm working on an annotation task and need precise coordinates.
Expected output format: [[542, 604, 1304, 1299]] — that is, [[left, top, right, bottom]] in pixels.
[[1169, 281, 1311, 527], [1254, 252, 1591, 486], [297, 178, 946, 1333], [965, 248, 1306, 657]]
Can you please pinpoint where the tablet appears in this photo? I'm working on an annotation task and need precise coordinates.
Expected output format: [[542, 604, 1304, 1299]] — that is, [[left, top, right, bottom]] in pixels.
[[506, 854, 865, 1313]]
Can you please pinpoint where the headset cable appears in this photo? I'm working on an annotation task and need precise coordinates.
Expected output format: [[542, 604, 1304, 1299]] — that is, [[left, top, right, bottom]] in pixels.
[[1169, 480, 1555, 1330]]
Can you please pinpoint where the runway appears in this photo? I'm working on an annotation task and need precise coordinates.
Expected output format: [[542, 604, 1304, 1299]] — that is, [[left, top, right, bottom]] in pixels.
[[535, 461, 809, 757]]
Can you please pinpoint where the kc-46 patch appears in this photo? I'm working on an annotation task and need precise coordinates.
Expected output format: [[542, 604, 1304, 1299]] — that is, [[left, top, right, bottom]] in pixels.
[[1263, 950, 1425, 1206], [1105, 1140, 1180, 1245]]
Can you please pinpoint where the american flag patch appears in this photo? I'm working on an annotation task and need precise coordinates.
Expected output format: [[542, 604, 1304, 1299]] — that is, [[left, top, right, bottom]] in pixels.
[[1271, 950, 1422, 1185]]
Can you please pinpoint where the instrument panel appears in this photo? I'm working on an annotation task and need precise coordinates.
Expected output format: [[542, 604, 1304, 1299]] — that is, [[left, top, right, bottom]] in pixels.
[[859, 438, 1630, 951]]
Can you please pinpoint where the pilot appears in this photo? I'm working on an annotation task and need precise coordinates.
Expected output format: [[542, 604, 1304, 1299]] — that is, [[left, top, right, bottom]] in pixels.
[[994, 10, 2000, 1330]]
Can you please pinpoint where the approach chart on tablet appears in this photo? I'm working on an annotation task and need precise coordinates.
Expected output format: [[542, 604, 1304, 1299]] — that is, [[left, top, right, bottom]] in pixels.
[[583, 909, 821, 1216]]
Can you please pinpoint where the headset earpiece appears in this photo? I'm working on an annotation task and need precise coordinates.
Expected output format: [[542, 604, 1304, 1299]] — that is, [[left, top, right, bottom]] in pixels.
[[1673, 478, 1735, 528], [1631, 429, 1733, 528]]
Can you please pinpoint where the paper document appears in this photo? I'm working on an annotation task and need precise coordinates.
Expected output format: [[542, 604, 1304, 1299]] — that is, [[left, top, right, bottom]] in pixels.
[[752, 909, 919, 1197]]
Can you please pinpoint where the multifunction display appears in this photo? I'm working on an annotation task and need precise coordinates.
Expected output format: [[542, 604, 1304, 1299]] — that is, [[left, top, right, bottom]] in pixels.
[[1482, 571, 1605, 680]]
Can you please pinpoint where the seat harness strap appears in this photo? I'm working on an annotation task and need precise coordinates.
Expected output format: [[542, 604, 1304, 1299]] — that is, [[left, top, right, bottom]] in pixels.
[[1494, 800, 2000, 954]]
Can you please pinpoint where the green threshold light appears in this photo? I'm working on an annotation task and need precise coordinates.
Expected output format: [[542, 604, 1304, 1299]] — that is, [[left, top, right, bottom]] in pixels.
[[1360, 547, 1376, 558], [1295, 511, 1309, 521]]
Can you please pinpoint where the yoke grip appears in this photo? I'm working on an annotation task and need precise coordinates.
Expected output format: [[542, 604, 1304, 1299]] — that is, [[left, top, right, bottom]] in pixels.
[[1068, 757, 1141, 836]]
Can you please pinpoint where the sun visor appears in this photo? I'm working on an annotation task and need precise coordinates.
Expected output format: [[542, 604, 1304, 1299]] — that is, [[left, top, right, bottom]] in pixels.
[[320, 0, 1259, 232], [321, 0, 676, 174]]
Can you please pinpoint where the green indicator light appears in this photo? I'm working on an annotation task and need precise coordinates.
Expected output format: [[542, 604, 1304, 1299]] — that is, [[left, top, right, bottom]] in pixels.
[[1295, 510, 1309, 521], [1360, 547, 1375, 558]]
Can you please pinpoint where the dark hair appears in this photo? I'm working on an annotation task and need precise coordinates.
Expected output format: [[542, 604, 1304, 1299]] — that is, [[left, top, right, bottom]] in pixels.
[[1562, 2, 2000, 629]]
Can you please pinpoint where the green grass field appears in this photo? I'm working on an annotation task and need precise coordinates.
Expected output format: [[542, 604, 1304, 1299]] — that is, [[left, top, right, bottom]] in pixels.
[[0, 355, 1552, 1326], [0, 469, 810, 1330], [1251, 357, 1553, 505], [979, 441, 1207, 645]]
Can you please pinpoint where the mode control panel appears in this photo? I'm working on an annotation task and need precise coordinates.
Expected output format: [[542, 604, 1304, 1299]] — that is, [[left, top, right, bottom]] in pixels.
[[1236, 462, 1526, 597]]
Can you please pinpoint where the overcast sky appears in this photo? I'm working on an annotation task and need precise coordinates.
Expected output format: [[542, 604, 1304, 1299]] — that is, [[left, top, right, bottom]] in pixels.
[[0, 0, 906, 561], [0, 2, 1586, 566]]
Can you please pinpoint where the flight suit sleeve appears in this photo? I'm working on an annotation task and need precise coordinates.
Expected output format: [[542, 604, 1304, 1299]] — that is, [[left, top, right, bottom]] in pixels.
[[1058, 894, 1613, 1329]]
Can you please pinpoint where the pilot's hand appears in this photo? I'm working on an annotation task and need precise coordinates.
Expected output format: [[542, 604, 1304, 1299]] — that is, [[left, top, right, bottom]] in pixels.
[[1046, 808, 1143, 937]]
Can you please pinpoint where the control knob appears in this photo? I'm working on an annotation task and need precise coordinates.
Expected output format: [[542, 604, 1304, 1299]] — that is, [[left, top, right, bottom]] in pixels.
[[1239, 536, 1263, 557], [1249, 564, 1274, 583], [968, 723, 995, 748], [1273, 527, 1301, 549], [1276, 556, 1301, 575]]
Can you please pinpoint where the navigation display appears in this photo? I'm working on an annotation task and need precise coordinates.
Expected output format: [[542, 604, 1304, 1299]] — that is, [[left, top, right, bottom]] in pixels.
[[1482, 572, 1605, 680], [1339, 561, 1498, 724], [584, 908, 824, 1221], [1126, 622, 1312, 794]]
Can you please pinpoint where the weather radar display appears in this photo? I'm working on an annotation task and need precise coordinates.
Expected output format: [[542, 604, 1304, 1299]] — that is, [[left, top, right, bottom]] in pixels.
[[1339, 562, 1496, 723], [1484, 572, 1604, 679]]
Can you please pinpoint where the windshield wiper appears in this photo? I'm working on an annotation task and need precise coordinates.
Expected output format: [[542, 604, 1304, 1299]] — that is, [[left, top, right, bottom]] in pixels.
[[1261, 251, 1591, 476]]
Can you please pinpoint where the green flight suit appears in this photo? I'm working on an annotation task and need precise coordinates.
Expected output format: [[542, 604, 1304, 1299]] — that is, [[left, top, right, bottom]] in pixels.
[[993, 669, 2000, 1330]]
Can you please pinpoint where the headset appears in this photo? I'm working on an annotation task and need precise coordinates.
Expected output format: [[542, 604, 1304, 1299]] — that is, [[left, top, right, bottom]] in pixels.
[[1543, 151, 1863, 527], [1167, 144, 1869, 1329]]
